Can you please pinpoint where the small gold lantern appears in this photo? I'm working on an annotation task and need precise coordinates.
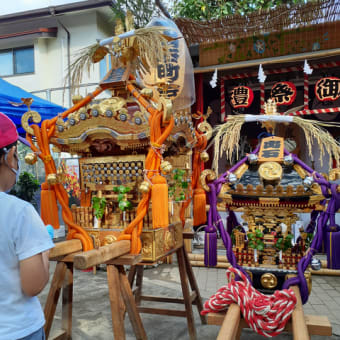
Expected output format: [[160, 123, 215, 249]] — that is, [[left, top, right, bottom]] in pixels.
[[160, 160, 172, 175], [139, 181, 151, 193], [25, 153, 38, 165], [200, 151, 209, 163], [47, 173, 58, 185]]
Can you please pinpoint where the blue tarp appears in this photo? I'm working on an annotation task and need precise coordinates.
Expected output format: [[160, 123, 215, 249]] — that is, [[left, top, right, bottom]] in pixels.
[[0, 78, 66, 136]]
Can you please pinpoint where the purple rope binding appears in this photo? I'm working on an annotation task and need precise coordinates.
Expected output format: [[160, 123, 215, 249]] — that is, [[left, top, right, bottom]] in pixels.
[[282, 154, 340, 304], [204, 147, 260, 279], [205, 146, 340, 303]]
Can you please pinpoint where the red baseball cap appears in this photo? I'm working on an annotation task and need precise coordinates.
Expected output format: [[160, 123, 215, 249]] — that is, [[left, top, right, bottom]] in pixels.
[[0, 112, 19, 149]]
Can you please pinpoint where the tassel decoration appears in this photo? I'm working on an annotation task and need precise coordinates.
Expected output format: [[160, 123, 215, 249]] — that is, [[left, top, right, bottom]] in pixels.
[[151, 175, 169, 229], [193, 188, 207, 227], [204, 225, 217, 266], [40, 182, 60, 229]]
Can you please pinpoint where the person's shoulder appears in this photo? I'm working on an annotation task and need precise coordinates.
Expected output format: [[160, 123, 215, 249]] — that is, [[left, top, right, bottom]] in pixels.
[[1, 193, 32, 210]]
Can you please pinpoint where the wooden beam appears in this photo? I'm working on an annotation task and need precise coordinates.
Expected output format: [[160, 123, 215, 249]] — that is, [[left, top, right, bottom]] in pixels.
[[217, 304, 241, 340], [207, 311, 331, 337], [291, 286, 309, 340], [73, 241, 130, 270], [194, 48, 340, 74], [49, 239, 83, 258]]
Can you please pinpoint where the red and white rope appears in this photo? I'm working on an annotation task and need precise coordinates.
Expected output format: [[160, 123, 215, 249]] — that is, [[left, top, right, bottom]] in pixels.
[[304, 73, 309, 110], [201, 267, 297, 338], [220, 79, 226, 121], [260, 82, 265, 115], [289, 106, 340, 116]]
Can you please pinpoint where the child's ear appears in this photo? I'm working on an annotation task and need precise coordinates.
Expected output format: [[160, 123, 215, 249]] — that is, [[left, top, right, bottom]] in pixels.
[[6, 146, 17, 168]]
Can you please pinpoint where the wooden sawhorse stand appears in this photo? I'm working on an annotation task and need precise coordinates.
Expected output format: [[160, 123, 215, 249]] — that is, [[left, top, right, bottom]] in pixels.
[[206, 286, 332, 340], [127, 240, 206, 340], [44, 239, 147, 340]]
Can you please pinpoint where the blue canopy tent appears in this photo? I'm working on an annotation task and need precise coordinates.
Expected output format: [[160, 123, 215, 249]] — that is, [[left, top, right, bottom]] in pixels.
[[0, 78, 66, 137]]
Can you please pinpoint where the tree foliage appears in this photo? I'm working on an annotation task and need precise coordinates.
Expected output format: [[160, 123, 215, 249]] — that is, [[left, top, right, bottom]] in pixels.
[[111, 0, 166, 28], [9, 171, 40, 205], [172, 0, 309, 20]]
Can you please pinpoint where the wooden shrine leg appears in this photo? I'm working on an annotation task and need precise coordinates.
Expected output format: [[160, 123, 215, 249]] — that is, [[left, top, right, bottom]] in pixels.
[[176, 247, 197, 340], [118, 265, 147, 340], [182, 245, 206, 324], [44, 262, 67, 339], [61, 262, 73, 340], [107, 264, 126, 340]]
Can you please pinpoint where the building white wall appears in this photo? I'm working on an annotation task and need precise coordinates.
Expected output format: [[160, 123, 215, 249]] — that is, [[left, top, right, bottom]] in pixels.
[[3, 8, 113, 108]]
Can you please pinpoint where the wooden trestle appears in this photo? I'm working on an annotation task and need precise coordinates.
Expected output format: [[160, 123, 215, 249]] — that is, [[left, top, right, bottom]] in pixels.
[[44, 233, 205, 340]]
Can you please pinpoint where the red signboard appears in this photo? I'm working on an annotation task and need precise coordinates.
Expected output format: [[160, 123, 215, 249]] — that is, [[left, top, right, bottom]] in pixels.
[[271, 81, 296, 106], [315, 77, 340, 102], [230, 86, 254, 108]]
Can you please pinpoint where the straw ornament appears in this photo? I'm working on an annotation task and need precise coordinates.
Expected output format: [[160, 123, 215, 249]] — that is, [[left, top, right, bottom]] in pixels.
[[69, 16, 171, 94], [213, 114, 340, 171]]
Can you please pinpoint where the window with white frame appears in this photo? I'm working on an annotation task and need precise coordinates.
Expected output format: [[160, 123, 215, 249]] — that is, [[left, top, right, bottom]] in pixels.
[[0, 46, 34, 76]]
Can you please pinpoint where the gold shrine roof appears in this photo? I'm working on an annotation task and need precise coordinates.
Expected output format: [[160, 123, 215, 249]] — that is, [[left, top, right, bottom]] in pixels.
[[50, 96, 196, 155]]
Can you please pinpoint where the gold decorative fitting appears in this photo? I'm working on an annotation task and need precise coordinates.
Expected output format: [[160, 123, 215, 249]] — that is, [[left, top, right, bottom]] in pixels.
[[72, 95, 83, 105], [258, 161, 282, 183], [47, 173, 58, 185], [139, 181, 151, 193], [103, 234, 117, 245], [21, 110, 41, 136], [264, 98, 278, 115], [158, 97, 173, 123], [56, 167, 65, 183], [260, 273, 278, 289], [329, 168, 340, 181], [200, 170, 217, 192], [200, 151, 209, 163], [141, 88, 154, 99], [160, 160, 172, 174], [24, 153, 38, 165], [197, 121, 213, 140]]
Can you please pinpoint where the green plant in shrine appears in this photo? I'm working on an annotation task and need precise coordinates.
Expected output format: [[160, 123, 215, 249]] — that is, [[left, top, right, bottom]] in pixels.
[[274, 233, 294, 252], [113, 185, 133, 211], [168, 168, 189, 202], [247, 228, 264, 251], [92, 196, 107, 219]]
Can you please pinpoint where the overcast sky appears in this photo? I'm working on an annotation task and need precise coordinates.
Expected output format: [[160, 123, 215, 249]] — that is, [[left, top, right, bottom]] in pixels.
[[0, 0, 83, 16]]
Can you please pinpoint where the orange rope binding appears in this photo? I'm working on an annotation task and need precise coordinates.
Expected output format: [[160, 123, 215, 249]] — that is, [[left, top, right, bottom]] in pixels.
[[26, 87, 104, 252]]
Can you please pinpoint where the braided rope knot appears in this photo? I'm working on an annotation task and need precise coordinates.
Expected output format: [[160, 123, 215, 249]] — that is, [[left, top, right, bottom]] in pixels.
[[201, 267, 297, 338]]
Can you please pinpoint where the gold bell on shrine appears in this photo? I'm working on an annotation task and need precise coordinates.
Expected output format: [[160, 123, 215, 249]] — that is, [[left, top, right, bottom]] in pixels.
[[160, 160, 172, 175], [47, 173, 58, 185], [25, 153, 38, 165], [56, 167, 65, 183], [139, 181, 151, 193], [200, 151, 209, 163]]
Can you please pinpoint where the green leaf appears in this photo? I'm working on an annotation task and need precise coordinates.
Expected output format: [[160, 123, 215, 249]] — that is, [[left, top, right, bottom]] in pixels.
[[117, 194, 125, 202], [119, 200, 128, 211], [248, 241, 255, 249], [181, 181, 189, 189], [248, 233, 254, 240], [118, 185, 126, 194], [257, 244, 264, 251], [113, 186, 119, 193]]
